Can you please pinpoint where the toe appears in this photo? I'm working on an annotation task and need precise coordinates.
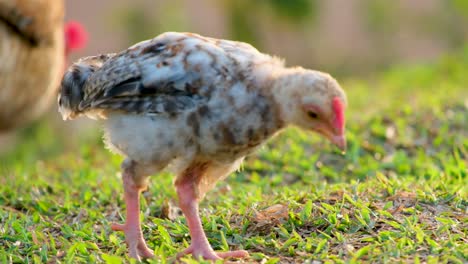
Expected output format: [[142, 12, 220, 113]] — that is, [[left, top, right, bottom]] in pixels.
[[217, 250, 249, 259], [197, 252, 221, 260], [111, 223, 125, 231], [176, 245, 249, 260], [137, 243, 155, 258], [176, 246, 192, 259], [128, 244, 141, 261], [177, 246, 220, 260], [111, 223, 153, 259]]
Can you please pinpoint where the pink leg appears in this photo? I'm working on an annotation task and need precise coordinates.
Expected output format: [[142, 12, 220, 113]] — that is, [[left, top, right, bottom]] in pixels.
[[111, 161, 154, 260], [175, 180, 249, 260]]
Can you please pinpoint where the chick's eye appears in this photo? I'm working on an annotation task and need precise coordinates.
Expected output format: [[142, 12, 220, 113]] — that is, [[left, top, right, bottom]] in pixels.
[[307, 111, 318, 119]]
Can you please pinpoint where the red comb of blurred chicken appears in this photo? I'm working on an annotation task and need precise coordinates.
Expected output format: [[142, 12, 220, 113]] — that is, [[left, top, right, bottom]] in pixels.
[[65, 21, 87, 54], [0, 1, 87, 132]]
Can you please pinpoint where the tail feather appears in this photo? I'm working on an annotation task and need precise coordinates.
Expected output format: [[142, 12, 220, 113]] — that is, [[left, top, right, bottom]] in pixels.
[[58, 54, 114, 119]]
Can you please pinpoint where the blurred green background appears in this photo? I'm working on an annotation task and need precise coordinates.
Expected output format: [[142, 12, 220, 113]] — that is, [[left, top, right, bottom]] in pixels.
[[67, 0, 468, 77]]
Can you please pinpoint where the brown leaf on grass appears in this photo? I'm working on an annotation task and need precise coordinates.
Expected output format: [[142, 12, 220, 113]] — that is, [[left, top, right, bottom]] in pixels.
[[387, 191, 416, 201], [390, 204, 405, 215], [161, 199, 182, 220], [326, 190, 344, 202], [248, 204, 289, 234], [0, 205, 25, 214], [254, 204, 289, 222], [29, 228, 39, 245]]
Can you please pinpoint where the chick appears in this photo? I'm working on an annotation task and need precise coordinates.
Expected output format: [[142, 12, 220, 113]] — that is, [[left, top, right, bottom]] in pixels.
[[58, 32, 347, 260]]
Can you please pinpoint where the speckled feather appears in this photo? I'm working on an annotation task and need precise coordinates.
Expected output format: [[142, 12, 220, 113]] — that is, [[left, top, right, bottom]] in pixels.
[[77, 32, 278, 116]]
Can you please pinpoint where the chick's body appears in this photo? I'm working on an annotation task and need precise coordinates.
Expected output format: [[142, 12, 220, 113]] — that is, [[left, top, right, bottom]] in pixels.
[[104, 36, 283, 182], [0, 0, 65, 131], [67, 32, 286, 190], [59, 32, 347, 260]]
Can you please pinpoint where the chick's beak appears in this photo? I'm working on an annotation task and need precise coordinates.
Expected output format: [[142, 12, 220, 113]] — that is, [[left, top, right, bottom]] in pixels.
[[58, 106, 75, 121]]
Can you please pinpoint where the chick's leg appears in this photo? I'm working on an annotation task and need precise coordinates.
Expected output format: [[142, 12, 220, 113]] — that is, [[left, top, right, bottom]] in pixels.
[[111, 160, 154, 260], [175, 175, 248, 260]]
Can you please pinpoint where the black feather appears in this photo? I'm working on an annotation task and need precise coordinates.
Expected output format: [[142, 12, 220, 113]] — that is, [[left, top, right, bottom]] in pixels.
[[104, 78, 143, 97]]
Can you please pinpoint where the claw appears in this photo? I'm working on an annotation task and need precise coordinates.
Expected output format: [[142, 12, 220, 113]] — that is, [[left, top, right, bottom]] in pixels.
[[111, 222, 154, 260], [177, 245, 249, 260], [111, 223, 125, 231], [217, 250, 249, 259]]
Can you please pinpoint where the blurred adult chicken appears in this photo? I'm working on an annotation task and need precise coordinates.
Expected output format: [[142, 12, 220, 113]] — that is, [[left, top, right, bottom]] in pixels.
[[0, 0, 87, 132], [58, 32, 347, 260]]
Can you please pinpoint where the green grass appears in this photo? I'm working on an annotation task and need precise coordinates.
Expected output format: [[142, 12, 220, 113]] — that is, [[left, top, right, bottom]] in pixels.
[[1, 47, 467, 263]]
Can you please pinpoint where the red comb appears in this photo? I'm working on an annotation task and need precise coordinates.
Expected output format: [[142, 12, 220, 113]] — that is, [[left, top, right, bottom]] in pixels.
[[65, 21, 87, 52], [332, 97, 345, 134]]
